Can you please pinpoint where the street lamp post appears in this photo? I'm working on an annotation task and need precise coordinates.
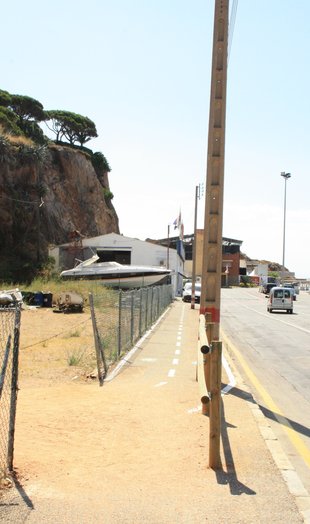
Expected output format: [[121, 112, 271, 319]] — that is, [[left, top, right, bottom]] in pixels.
[[280, 171, 291, 282]]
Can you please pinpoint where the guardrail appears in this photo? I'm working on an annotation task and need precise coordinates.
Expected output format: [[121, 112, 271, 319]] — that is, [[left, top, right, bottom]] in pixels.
[[197, 313, 222, 469]]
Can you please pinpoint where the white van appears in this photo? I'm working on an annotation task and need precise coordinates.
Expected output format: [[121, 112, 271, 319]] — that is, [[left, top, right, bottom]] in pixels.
[[267, 287, 294, 314]]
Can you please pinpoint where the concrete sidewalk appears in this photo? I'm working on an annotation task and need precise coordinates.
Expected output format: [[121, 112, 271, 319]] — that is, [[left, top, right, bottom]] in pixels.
[[0, 298, 308, 523]]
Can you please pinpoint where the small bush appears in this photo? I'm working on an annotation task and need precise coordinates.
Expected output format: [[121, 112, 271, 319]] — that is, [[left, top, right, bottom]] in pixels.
[[103, 188, 114, 200], [67, 350, 84, 366], [91, 151, 111, 172]]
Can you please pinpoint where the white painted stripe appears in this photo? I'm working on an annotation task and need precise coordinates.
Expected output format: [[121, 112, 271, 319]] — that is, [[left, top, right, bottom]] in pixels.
[[176, 341, 181, 347], [106, 307, 170, 382], [172, 358, 179, 365], [177, 335, 182, 340], [221, 354, 236, 395], [188, 405, 202, 414], [168, 369, 176, 378], [154, 381, 168, 388], [175, 349, 181, 355]]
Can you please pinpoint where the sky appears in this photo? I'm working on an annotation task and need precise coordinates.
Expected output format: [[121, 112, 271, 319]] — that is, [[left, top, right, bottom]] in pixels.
[[2, 1, 310, 277]]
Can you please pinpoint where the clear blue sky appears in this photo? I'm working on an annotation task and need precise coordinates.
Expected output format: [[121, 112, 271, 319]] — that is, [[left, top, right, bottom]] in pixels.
[[2, 1, 310, 277]]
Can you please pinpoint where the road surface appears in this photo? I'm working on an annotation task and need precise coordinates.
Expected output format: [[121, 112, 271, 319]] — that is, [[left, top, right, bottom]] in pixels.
[[221, 286, 310, 495]]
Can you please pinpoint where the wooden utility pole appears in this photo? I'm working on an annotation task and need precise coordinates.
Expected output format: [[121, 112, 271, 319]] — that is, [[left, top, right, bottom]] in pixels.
[[190, 185, 199, 309], [200, 0, 229, 341]]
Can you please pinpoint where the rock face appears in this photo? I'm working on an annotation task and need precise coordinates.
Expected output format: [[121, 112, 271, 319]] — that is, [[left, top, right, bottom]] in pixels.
[[0, 143, 119, 281]]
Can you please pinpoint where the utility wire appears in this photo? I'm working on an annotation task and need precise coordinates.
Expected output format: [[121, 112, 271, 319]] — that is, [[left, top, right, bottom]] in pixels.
[[228, 0, 238, 63], [0, 194, 44, 206]]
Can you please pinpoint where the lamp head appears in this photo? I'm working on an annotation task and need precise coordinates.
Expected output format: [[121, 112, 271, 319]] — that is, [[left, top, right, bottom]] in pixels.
[[281, 172, 291, 180]]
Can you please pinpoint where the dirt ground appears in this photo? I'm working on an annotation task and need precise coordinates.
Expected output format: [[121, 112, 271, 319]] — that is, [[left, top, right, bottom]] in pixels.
[[18, 305, 97, 387], [10, 303, 214, 521], [1, 301, 303, 523]]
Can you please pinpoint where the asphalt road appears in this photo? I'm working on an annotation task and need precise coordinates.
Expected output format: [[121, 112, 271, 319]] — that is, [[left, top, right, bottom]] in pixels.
[[221, 286, 310, 495]]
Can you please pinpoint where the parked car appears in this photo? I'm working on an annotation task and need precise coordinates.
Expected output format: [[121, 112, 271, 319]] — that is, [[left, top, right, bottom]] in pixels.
[[267, 286, 294, 313], [262, 282, 277, 295], [283, 283, 297, 300], [182, 282, 201, 303]]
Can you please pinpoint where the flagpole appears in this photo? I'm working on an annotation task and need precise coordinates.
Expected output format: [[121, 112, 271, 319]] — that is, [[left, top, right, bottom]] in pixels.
[[191, 185, 199, 309], [167, 224, 170, 269]]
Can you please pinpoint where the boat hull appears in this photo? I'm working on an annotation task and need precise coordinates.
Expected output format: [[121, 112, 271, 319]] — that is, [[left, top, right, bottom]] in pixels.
[[61, 270, 171, 288]]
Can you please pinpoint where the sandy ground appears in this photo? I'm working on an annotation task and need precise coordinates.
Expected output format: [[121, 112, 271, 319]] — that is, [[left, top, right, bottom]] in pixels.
[[0, 301, 303, 523]]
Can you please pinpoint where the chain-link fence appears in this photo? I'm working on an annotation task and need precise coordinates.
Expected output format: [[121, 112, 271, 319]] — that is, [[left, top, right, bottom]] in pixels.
[[0, 305, 21, 481], [89, 284, 173, 384]]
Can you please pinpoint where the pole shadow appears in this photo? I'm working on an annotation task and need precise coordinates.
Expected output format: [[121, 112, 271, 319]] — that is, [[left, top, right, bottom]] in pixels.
[[223, 383, 310, 439], [213, 399, 256, 495]]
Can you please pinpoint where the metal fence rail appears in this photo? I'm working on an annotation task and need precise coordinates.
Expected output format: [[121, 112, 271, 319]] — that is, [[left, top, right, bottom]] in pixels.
[[0, 305, 21, 480], [90, 284, 173, 384]]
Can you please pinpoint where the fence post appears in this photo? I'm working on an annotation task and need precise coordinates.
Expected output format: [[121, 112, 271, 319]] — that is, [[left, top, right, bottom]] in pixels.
[[145, 289, 149, 329], [203, 313, 213, 416], [118, 291, 122, 357], [209, 340, 222, 469], [197, 315, 210, 416], [7, 306, 21, 471], [139, 288, 143, 337], [89, 293, 106, 386], [150, 287, 154, 324], [131, 291, 134, 345]]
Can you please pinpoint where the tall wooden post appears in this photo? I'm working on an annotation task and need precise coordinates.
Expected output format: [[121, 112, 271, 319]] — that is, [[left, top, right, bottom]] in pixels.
[[191, 185, 199, 309], [167, 224, 170, 269], [200, 0, 229, 341]]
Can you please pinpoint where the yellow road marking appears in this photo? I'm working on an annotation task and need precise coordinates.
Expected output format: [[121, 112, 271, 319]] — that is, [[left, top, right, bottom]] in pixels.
[[221, 330, 310, 469]]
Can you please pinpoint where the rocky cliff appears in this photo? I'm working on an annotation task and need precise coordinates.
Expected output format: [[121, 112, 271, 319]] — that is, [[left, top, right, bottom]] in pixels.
[[0, 142, 119, 281]]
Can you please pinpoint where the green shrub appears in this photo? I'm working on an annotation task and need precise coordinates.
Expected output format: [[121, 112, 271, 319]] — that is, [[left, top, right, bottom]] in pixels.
[[91, 151, 111, 172], [103, 188, 114, 200]]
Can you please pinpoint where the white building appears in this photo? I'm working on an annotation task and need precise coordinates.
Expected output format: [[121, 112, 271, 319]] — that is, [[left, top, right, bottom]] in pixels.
[[49, 233, 185, 296]]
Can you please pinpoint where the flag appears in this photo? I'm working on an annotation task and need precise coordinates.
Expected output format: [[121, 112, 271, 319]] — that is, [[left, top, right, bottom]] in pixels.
[[180, 221, 184, 240]]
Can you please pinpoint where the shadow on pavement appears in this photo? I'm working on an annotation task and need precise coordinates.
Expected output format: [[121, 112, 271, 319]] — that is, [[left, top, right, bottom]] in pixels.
[[226, 384, 310, 440], [214, 399, 256, 496]]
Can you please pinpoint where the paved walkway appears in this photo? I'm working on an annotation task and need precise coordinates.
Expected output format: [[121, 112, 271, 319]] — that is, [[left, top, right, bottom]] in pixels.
[[0, 299, 307, 523]]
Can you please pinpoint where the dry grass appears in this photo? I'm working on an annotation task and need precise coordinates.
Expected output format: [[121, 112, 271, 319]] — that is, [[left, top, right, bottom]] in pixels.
[[19, 308, 97, 384], [0, 127, 34, 146]]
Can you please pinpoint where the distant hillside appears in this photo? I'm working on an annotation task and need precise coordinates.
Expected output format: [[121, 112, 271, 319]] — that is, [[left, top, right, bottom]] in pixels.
[[240, 252, 287, 273]]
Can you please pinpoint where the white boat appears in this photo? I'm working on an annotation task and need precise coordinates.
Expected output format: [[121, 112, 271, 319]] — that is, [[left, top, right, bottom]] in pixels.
[[60, 255, 172, 288]]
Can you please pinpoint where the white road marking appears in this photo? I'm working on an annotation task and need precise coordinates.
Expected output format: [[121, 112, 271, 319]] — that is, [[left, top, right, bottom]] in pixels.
[[188, 405, 202, 414], [176, 341, 181, 347], [140, 357, 157, 362], [175, 349, 181, 355], [168, 369, 176, 378], [234, 301, 310, 335], [106, 308, 170, 382], [172, 358, 179, 365], [154, 381, 168, 388], [221, 354, 236, 395]]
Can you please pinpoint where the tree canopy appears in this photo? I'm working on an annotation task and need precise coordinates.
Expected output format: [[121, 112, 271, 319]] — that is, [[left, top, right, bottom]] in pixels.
[[45, 110, 98, 147], [9, 94, 46, 124], [0, 106, 23, 136], [0, 88, 108, 166], [0, 89, 12, 107]]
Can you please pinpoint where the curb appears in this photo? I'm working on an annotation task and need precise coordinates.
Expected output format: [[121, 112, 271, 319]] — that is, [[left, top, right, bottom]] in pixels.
[[221, 329, 310, 524]]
